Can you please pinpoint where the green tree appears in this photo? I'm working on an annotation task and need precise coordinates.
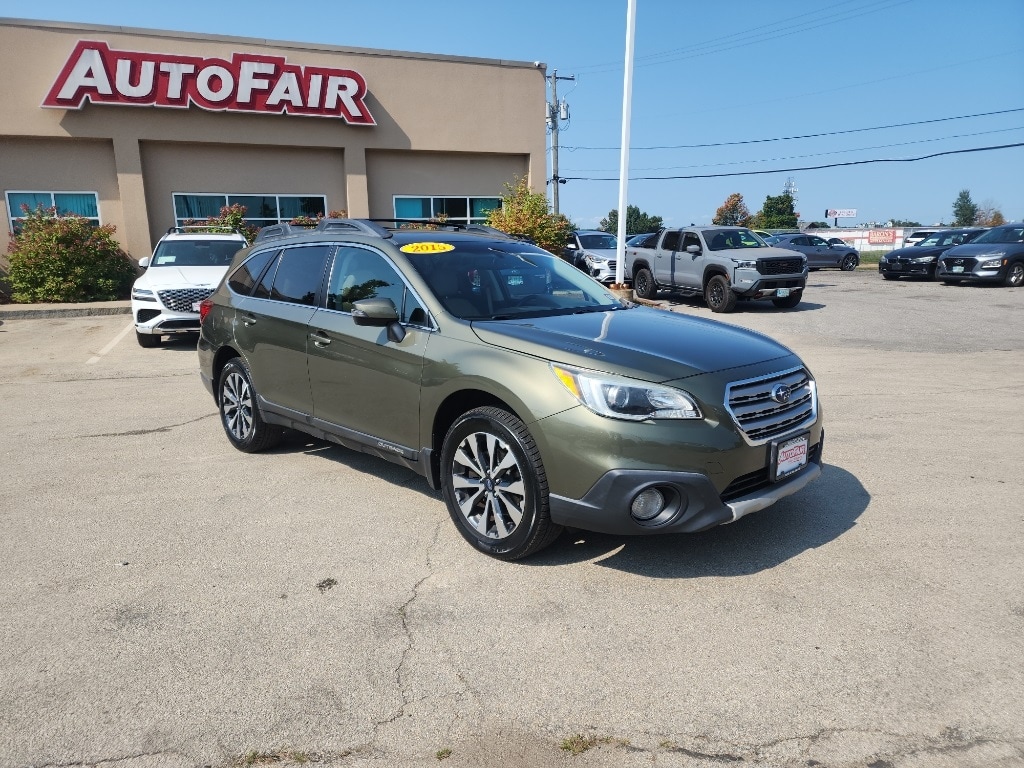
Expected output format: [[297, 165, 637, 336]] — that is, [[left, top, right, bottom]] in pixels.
[[889, 219, 921, 227], [752, 192, 798, 230], [806, 221, 831, 229], [712, 193, 752, 226], [485, 177, 574, 255], [599, 205, 663, 236], [6, 205, 136, 303], [952, 189, 979, 227]]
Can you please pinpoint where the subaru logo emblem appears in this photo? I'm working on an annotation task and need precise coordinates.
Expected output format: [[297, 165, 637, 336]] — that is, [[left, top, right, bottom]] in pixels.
[[771, 384, 792, 404]]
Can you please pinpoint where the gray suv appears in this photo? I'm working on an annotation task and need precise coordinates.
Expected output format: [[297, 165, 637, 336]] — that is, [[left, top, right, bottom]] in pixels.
[[198, 219, 824, 560]]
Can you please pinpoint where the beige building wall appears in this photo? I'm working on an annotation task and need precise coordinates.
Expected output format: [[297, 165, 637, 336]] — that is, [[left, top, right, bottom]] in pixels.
[[0, 18, 547, 264]]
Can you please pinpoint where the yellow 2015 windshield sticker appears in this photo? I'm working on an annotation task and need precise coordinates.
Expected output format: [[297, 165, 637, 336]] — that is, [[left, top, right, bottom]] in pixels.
[[400, 242, 455, 254]]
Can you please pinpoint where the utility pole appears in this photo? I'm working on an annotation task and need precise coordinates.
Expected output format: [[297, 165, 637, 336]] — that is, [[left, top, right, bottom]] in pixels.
[[547, 69, 574, 215]]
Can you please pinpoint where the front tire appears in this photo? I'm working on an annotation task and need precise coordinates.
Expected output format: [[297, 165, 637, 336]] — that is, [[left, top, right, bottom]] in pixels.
[[136, 331, 161, 348], [704, 274, 737, 313], [633, 267, 657, 300], [1005, 262, 1024, 287], [440, 406, 562, 560], [840, 254, 858, 271], [218, 358, 283, 453]]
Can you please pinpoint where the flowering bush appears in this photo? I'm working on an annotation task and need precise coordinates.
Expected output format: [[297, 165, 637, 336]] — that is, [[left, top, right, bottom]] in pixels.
[[183, 203, 260, 244], [6, 206, 136, 303]]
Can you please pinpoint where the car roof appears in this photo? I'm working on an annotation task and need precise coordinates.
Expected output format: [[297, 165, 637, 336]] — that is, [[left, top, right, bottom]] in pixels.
[[247, 218, 536, 250]]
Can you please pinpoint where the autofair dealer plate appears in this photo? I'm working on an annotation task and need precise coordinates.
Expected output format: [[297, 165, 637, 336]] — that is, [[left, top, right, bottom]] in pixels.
[[771, 432, 809, 481]]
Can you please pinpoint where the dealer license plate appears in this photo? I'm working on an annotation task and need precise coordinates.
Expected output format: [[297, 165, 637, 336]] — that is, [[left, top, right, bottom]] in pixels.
[[776, 288, 790, 298], [951, 266, 965, 273], [772, 433, 809, 481]]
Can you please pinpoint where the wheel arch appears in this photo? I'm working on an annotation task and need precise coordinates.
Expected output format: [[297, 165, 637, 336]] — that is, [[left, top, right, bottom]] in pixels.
[[210, 345, 245, 404], [630, 258, 653, 280], [426, 389, 520, 489], [702, 265, 729, 288]]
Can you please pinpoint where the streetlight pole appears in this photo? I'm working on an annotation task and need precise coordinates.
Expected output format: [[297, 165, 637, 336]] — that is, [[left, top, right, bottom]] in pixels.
[[548, 69, 574, 215]]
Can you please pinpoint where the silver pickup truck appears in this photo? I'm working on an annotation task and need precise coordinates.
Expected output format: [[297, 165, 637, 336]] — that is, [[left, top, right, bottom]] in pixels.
[[625, 226, 809, 312]]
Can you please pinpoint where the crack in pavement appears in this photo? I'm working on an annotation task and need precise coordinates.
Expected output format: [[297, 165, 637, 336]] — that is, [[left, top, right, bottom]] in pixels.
[[78, 413, 216, 438]]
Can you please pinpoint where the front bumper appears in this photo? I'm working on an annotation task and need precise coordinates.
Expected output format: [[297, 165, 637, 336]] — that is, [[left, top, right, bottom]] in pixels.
[[879, 259, 936, 277], [133, 304, 203, 335], [937, 259, 1009, 282], [548, 437, 823, 535]]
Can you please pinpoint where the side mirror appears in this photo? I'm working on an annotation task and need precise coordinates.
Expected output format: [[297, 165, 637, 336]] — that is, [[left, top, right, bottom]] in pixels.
[[138, 256, 151, 269], [686, 244, 700, 254], [564, 243, 578, 250], [352, 298, 406, 342]]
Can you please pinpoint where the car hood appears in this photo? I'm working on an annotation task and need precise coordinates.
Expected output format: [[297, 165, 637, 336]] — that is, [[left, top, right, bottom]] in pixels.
[[135, 265, 229, 289], [887, 245, 947, 258], [941, 242, 1021, 258], [744, 246, 807, 259], [580, 248, 618, 260], [471, 306, 794, 382]]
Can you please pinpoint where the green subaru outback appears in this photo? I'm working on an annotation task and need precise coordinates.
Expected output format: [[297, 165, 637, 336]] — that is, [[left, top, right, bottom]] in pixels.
[[198, 219, 824, 560]]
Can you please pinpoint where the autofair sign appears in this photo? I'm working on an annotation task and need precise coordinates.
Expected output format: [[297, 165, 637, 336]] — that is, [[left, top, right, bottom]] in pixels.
[[826, 209, 857, 218], [43, 40, 376, 125]]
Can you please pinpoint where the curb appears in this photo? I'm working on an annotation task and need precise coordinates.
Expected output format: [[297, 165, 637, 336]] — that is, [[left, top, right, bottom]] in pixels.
[[0, 303, 132, 320]]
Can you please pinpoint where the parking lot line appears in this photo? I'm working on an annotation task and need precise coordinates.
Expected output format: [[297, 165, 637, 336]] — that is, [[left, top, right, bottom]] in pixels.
[[86, 321, 134, 364]]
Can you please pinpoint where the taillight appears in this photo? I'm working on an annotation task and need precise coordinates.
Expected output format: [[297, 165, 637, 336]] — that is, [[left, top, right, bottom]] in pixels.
[[198, 298, 214, 323]]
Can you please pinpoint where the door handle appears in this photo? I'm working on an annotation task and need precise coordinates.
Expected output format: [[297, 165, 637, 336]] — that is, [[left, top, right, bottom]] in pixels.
[[241, 315, 257, 326], [310, 331, 331, 347]]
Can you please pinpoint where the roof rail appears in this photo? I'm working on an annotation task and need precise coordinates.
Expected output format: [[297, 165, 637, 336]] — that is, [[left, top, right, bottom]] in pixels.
[[253, 218, 394, 244], [165, 225, 242, 235]]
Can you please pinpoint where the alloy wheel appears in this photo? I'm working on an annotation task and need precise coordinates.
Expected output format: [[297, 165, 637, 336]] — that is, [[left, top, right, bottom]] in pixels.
[[450, 431, 526, 540], [222, 370, 254, 441]]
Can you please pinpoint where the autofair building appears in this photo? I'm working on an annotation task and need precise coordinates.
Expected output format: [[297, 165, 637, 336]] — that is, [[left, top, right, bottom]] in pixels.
[[0, 18, 546, 261]]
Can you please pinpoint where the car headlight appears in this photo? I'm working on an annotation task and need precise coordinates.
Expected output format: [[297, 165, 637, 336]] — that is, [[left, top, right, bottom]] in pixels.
[[912, 256, 936, 263], [981, 257, 1005, 269], [132, 287, 157, 302], [551, 364, 702, 420], [585, 253, 609, 266], [732, 258, 757, 269]]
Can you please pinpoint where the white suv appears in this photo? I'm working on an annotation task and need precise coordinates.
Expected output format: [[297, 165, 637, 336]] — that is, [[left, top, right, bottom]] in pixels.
[[131, 227, 248, 347]]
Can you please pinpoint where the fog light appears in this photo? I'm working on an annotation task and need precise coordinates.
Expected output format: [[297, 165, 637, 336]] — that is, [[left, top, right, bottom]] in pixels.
[[631, 488, 666, 521]]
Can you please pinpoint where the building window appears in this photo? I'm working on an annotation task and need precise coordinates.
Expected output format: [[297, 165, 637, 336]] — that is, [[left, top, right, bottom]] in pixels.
[[173, 193, 327, 228], [394, 196, 502, 227], [6, 191, 100, 232]]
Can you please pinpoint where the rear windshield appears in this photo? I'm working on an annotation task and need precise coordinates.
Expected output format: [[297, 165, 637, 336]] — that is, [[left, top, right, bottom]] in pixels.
[[401, 240, 622, 320], [152, 240, 244, 266]]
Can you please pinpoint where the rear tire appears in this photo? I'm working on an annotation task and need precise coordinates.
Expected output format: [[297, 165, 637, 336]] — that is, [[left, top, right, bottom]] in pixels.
[[218, 358, 283, 453], [704, 274, 737, 313], [136, 331, 161, 348], [772, 291, 802, 309], [440, 406, 562, 560], [633, 267, 657, 300], [840, 254, 858, 271]]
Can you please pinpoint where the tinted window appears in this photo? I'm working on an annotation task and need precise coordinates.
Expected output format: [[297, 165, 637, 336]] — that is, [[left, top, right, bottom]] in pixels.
[[661, 230, 681, 251], [266, 244, 332, 305], [578, 233, 617, 249], [682, 232, 701, 251], [972, 226, 1024, 244], [326, 245, 424, 322], [152, 239, 244, 267], [227, 249, 277, 295], [808, 236, 828, 246], [639, 232, 660, 248]]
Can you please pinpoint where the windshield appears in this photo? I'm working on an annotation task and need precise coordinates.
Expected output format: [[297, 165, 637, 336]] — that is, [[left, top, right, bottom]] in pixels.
[[920, 231, 969, 247], [152, 240, 243, 267], [971, 226, 1024, 245], [578, 233, 617, 250], [706, 229, 766, 250], [403, 240, 624, 320]]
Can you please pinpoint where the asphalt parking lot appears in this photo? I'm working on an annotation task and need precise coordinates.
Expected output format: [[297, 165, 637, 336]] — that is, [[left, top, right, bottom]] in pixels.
[[1, 270, 1021, 768]]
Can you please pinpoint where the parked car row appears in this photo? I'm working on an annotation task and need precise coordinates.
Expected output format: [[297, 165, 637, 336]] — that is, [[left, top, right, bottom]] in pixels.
[[877, 224, 1024, 288]]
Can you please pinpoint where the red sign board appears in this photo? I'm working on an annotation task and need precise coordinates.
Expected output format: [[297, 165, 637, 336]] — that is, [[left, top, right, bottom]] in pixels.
[[868, 229, 896, 244], [43, 40, 375, 125]]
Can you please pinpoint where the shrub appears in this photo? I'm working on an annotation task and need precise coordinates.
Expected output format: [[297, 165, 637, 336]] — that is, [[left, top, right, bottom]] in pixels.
[[6, 206, 136, 303], [183, 203, 260, 244]]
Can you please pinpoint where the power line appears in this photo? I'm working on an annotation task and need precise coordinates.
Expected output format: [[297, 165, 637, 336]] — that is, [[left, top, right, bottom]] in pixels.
[[564, 126, 1024, 173], [570, 0, 909, 74], [561, 107, 1024, 152], [559, 143, 1024, 182]]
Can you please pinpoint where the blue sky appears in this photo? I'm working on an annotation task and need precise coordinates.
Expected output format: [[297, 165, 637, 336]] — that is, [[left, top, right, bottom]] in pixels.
[[9, 0, 1024, 229]]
